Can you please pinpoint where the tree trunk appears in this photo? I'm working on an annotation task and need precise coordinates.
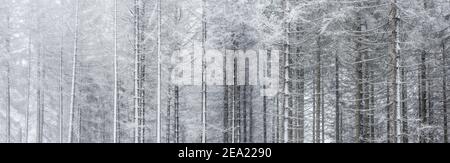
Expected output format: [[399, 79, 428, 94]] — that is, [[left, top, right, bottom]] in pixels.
[[370, 71, 376, 142], [443, 41, 448, 143], [68, 0, 80, 143], [232, 56, 237, 143], [5, 13, 11, 143], [354, 8, 363, 143], [59, 29, 64, 143], [113, 0, 119, 144], [156, 0, 162, 143], [387, 0, 398, 143], [315, 37, 322, 143], [335, 52, 340, 143], [201, 0, 207, 143], [420, 51, 427, 143], [401, 66, 409, 143], [26, 32, 32, 144]]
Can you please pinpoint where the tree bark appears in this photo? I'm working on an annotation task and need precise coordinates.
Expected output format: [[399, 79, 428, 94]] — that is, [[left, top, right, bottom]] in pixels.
[[387, 0, 398, 143], [442, 41, 448, 143], [68, 0, 80, 143]]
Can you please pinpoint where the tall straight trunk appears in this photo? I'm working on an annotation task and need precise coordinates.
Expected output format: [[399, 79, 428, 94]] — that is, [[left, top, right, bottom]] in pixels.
[[41, 48, 47, 143], [36, 42, 41, 143], [232, 56, 237, 143], [68, 0, 80, 143], [166, 86, 172, 143], [298, 63, 305, 143], [26, 32, 32, 143], [133, 0, 139, 143], [272, 97, 277, 143], [315, 37, 322, 143], [263, 91, 268, 143], [236, 85, 241, 143], [223, 50, 229, 143], [113, 0, 119, 144], [174, 86, 180, 143], [201, 0, 207, 143], [427, 60, 434, 142], [5, 13, 11, 143], [134, 0, 146, 143], [312, 72, 316, 143], [354, 9, 363, 143], [282, 0, 291, 143], [401, 63, 409, 143], [335, 52, 340, 143], [442, 41, 448, 143], [243, 59, 249, 143], [363, 48, 371, 143], [156, 0, 162, 144], [321, 78, 325, 143], [439, 41, 448, 143], [370, 71, 376, 142], [419, 51, 427, 143], [263, 50, 272, 143], [6, 63, 11, 143], [59, 29, 64, 143], [244, 58, 254, 143], [387, 0, 398, 143]]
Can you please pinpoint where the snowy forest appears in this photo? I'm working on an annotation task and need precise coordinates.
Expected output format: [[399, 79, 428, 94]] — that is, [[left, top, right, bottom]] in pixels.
[[0, 0, 449, 143]]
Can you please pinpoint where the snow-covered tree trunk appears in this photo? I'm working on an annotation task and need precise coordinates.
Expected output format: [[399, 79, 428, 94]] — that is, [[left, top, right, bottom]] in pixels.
[[442, 40, 448, 143], [335, 52, 340, 143], [201, 0, 208, 143], [156, 0, 162, 144], [26, 32, 32, 143], [113, 0, 119, 144], [223, 49, 229, 143], [354, 6, 363, 143], [5, 10, 12, 143], [401, 62, 408, 143], [370, 71, 375, 142], [59, 29, 64, 144], [68, 0, 80, 143], [315, 36, 322, 143], [282, 0, 291, 144], [232, 56, 237, 143], [387, 0, 398, 143], [174, 85, 180, 143], [6, 58, 11, 143]]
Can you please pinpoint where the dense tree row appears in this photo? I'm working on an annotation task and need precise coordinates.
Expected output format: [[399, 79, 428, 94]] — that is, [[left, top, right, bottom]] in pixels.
[[0, 0, 449, 143]]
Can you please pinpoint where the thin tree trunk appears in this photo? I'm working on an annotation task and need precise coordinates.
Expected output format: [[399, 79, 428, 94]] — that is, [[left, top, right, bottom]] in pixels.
[[232, 56, 237, 143], [59, 29, 64, 143], [243, 58, 249, 143], [174, 86, 180, 143], [321, 77, 325, 143], [6, 62, 11, 143], [335, 52, 340, 143], [156, 0, 162, 144], [68, 0, 80, 143], [443, 41, 448, 143], [201, 0, 207, 143], [370, 71, 376, 142], [26, 32, 32, 144], [223, 50, 229, 143], [113, 0, 119, 144], [5, 13, 12, 143]]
